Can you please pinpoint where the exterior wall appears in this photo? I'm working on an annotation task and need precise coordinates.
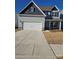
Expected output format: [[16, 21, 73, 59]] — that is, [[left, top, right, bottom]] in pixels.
[[43, 11, 60, 19], [43, 11, 52, 19], [18, 15, 22, 29], [18, 15, 45, 30], [52, 11, 60, 19]]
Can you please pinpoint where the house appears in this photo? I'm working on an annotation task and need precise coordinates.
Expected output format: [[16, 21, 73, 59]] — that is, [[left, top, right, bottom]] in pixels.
[[17, 0, 63, 30]]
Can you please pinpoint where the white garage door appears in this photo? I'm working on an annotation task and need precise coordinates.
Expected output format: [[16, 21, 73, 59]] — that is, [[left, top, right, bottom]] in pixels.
[[23, 22, 43, 30]]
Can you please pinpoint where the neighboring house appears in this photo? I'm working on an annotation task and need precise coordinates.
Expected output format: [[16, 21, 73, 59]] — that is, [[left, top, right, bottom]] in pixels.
[[17, 0, 63, 30]]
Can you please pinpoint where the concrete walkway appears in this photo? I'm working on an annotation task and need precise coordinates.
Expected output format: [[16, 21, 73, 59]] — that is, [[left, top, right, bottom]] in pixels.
[[15, 30, 56, 59]]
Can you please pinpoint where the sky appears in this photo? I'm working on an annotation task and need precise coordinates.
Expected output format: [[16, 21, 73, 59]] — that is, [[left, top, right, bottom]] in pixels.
[[15, 0, 63, 13]]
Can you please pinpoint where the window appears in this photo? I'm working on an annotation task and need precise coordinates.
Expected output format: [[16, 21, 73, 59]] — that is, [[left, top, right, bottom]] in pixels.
[[48, 12, 51, 15], [53, 12, 59, 17], [30, 7, 35, 12]]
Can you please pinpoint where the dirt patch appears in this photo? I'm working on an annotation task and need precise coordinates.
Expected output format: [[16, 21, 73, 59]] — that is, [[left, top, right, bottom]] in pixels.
[[15, 28, 21, 32], [43, 30, 63, 44], [57, 56, 63, 59]]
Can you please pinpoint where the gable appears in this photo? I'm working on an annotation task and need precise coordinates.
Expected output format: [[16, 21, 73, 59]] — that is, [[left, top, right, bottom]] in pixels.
[[52, 6, 59, 11], [20, 1, 46, 16], [52, 7, 58, 11]]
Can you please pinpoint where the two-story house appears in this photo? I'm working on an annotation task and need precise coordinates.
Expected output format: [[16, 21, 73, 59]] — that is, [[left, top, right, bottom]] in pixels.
[[16, 0, 63, 30]]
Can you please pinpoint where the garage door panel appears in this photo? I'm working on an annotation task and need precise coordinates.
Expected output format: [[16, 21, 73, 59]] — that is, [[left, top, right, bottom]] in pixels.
[[23, 22, 42, 30]]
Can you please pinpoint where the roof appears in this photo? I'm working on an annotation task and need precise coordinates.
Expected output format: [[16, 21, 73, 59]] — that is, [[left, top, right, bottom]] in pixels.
[[52, 5, 59, 11], [39, 6, 52, 11], [40, 5, 59, 11]]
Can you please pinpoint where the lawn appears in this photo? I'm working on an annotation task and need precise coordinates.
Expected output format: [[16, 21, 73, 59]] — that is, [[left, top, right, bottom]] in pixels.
[[43, 30, 63, 44]]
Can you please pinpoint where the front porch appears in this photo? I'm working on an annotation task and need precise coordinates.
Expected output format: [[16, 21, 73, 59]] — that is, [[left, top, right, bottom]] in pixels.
[[45, 19, 63, 31]]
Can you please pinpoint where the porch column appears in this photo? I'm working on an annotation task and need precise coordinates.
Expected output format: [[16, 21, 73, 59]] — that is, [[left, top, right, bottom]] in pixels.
[[59, 21, 61, 30], [49, 21, 51, 30], [22, 21, 24, 30], [42, 19, 45, 31]]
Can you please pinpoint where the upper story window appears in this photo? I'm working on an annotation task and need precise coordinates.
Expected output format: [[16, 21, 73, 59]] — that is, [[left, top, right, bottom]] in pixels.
[[30, 7, 35, 12], [53, 11, 59, 17], [48, 12, 51, 15]]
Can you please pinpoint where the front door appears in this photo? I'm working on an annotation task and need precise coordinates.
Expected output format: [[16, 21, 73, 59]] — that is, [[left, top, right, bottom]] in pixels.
[[51, 21, 59, 29]]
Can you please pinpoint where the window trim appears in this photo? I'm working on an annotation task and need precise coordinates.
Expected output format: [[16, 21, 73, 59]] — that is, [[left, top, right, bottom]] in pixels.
[[52, 11, 60, 18]]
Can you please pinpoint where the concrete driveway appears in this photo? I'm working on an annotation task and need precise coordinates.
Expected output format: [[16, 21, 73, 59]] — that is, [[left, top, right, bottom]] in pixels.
[[15, 30, 56, 59]]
